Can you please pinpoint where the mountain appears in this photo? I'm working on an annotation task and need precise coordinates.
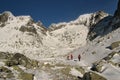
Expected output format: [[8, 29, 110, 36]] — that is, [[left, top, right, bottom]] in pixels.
[[0, 11, 48, 58], [72, 0, 120, 79], [0, 11, 108, 59], [0, 0, 120, 80], [49, 11, 108, 31]]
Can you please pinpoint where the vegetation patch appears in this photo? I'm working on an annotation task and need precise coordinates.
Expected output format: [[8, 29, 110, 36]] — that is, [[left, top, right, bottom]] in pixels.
[[18, 72, 34, 80], [0, 66, 14, 79], [55, 63, 67, 67], [75, 66, 85, 74], [60, 66, 77, 80], [44, 63, 55, 68], [12, 65, 23, 73], [110, 41, 120, 50], [0, 66, 11, 73], [0, 52, 13, 59], [103, 52, 116, 61], [60, 67, 71, 76], [12, 65, 34, 80], [0, 23, 6, 27]]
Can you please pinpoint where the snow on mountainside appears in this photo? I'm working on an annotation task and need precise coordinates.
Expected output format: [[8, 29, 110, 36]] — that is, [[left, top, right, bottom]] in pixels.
[[49, 11, 108, 31], [0, 1, 120, 79], [48, 11, 108, 50], [71, 0, 120, 79], [0, 11, 47, 58], [0, 11, 108, 59], [72, 27, 120, 80]]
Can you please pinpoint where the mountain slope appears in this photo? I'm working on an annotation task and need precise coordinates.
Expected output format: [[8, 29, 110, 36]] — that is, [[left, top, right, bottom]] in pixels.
[[0, 11, 108, 59], [71, 1, 120, 79], [0, 11, 47, 58], [0, 1, 120, 79], [48, 11, 108, 50]]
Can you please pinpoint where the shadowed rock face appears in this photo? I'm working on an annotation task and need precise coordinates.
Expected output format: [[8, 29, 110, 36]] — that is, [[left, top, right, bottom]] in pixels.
[[82, 72, 107, 80], [114, 0, 120, 18]]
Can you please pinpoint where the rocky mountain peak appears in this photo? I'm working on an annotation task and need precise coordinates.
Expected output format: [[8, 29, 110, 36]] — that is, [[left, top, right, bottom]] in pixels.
[[48, 11, 108, 31], [1, 11, 14, 17], [94, 11, 108, 20], [95, 10, 107, 16], [0, 11, 15, 23], [0, 1, 120, 80]]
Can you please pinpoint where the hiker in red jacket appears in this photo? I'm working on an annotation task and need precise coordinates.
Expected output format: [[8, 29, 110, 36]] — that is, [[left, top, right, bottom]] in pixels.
[[70, 54, 73, 60], [78, 54, 81, 61]]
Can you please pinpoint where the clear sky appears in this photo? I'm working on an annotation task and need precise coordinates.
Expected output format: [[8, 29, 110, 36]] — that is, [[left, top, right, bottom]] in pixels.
[[0, 0, 118, 27]]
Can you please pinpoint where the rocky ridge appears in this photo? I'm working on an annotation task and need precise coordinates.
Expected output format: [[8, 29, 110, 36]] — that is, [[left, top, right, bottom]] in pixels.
[[0, 0, 120, 80], [0, 10, 108, 59]]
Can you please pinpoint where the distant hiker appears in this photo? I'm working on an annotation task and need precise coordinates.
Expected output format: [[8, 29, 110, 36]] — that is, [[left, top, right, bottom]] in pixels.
[[78, 54, 81, 61], [70, 54, 73, 60]]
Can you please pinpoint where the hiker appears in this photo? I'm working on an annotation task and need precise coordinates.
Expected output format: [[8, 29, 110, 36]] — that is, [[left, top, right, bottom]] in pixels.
[[70, 54, 73, 60], [78, 54, 81, 61]]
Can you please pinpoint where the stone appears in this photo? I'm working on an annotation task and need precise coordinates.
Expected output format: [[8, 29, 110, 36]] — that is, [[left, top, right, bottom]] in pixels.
[[5, 53, 39, 69], [82, 72, 107, 80]]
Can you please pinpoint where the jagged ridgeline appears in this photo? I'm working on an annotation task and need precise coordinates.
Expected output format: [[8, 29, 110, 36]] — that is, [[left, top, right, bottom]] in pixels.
[[0, 0, 120, 80], [0, 10, 108, 59]]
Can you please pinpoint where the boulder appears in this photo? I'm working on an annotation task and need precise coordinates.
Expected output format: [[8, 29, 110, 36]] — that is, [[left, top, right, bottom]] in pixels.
[[5, 53, 39, 68], [0, 66, 14, 79], [82, 72, 107, 80]]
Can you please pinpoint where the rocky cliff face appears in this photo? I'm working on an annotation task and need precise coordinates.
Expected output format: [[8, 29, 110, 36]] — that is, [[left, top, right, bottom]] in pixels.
[[0, 1, 120, 80], [88, 0, 120, 41], [114, 0, 120, 18]]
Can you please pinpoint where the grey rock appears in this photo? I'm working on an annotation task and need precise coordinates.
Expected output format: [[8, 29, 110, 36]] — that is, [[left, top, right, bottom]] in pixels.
[[114, 0, 120, 18]]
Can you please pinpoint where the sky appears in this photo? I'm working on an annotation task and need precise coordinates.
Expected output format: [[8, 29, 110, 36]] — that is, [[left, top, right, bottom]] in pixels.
[[0, 0, 118, 27]]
